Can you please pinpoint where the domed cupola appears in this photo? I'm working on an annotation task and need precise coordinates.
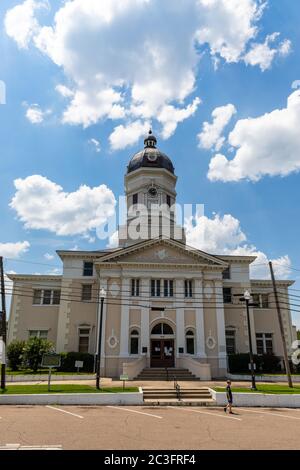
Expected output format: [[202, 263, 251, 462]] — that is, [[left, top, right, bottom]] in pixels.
[[127, 129, 175, 175]]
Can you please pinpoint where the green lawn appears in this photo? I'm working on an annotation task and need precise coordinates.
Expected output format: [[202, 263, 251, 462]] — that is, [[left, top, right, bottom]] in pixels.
[[0, 384, 139, 395], [7, 369, 94, 376], [214, 384, 300, 394]]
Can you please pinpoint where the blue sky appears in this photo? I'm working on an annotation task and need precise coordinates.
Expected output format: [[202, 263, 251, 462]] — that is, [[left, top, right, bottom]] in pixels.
[[1, 0, 300, 327]]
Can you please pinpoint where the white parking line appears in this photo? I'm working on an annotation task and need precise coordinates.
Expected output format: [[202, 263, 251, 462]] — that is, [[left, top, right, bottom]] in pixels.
[[46, 405, 84, 419], [239, 408, 300, 420], [108, 406, 162, 419], [168, 407, 242, 421]]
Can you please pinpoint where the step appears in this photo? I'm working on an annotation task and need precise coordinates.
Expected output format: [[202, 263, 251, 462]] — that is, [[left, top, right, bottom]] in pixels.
[[143, 398, 216, 406]]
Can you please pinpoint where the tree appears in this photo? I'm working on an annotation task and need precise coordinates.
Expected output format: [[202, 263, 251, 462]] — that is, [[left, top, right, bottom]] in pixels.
[[7, 340, 25, 371], [23, 337, 54, 372], [297, 330, 300, 340]]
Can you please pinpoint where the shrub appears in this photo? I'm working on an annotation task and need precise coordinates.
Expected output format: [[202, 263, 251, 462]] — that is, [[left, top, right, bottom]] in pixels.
[[227, 353, 282, 374], [7, 340, 25, 371], [58, 352, 95, 373], [22, 337, 54, 372]]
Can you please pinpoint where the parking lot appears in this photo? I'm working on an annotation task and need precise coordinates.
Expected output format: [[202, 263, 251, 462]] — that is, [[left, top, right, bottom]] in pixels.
[[0, 405, 300, 450]]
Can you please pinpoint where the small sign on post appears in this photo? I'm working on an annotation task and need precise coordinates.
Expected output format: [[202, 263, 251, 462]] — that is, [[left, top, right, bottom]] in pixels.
[[248, 363, 256, 371], [75, 360, 84, 374], [0, 338, 5, 365], [41, 354, 61, 392], [120, 374, 129, 391]]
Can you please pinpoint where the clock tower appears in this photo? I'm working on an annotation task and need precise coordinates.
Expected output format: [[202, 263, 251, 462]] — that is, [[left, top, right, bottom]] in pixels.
[[118, 130, 186, 247]]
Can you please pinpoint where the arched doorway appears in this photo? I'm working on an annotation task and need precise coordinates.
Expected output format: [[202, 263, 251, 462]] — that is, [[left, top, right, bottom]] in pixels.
[[150, 322, 175, 367]]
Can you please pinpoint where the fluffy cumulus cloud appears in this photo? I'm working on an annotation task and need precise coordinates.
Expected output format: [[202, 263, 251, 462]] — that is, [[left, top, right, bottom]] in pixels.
[[0, 241, 30, 258], [25, 104, 49, 124], [185, 213, 291, 279], [10, 175, 116, 237], [197, 104, 236, 151], [244, 33, 291, 71], [109, 120, 150, 151], [5, 0, 289, 148], [208, 90, 300, 182], [4, 0, 48, 49]]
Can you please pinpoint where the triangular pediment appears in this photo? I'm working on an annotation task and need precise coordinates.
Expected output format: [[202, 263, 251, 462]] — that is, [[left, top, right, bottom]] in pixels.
[[96, 238, 227, 267]]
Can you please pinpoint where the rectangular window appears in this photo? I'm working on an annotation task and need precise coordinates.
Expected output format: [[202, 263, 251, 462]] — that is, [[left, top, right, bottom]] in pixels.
[[78, 328, 90, 353], [131, 279, 140, 297], [151, 279, 161, 297], [225, 330, 236, 355], [186, 337, 195, 355], [33, 289, 42, 305], [184, 280, 193, 298], [223, 287, 232, 304], [42, 290, 52, 305], [83, 261, 93, 277], [252, 293, 270, 308], [166, 195, 171, 207], [52, 290, 61, 305], [130, 337, 139, 355], [81, 284, 92, 301], [29, 330, 48, 339], [256, 333, 273, 355], [33, 289, 61, 305], [132, 193, 138, 205], [163, 280, 173, 297], [222, 267, 230, 279]]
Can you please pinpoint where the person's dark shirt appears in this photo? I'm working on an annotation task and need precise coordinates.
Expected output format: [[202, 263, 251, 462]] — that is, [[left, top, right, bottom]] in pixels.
[[226, 385, 232, 402]]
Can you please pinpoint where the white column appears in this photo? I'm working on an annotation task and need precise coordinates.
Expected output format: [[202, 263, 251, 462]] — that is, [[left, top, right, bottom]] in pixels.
[[194, 279, 206, 358], [119, 277, 130, 357], [140, 278, 150, 356], [214, 280, 227, 370], [175, 279, 185, 357]]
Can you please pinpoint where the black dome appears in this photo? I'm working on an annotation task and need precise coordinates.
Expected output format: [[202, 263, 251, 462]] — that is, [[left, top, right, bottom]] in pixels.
[[127, 130, 175, 175]]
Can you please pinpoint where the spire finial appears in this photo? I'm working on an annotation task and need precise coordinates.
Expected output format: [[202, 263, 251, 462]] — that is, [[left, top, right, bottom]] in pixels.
[[144, 128, 157, 148]]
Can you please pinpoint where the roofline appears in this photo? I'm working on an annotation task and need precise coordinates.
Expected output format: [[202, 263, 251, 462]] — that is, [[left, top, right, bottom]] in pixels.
[[56, 248, 122, 259], [250, 279, 295, 286], [7, 274, 62, 281], [217, 255, 257, 263]]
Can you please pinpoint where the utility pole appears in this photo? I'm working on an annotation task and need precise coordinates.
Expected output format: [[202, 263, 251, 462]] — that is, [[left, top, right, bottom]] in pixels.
[[269, 261, 293, 388], [96, 288, 106, 390], [0, 256, 7, 390], [243, 291, 257, 391]]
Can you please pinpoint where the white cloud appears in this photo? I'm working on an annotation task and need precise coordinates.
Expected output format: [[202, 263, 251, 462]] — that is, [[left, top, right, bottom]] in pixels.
[[158, 97, 201, 139], [109, 120, 150, 151], [208, 90, 300, 182], [44, 252, 54, 260], [88, 138, 101, 153], [197, 104, 236, 151], [185, 213, 291, 279], [4, 0, 48, 49], [0, 241, 30, 258], [5, 0, 287, 141], [10, 175, 116, 237], [244, 33, 291, 71], [25, 104, 49, 124]]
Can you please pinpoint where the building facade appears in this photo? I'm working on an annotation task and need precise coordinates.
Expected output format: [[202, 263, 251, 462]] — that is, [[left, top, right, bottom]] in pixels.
[[7, 132, 297, 379]]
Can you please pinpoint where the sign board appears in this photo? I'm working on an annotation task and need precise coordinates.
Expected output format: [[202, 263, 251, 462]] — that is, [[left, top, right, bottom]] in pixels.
[[75, 360, 84, 368], [41, 354, 61, 368], [120, 374, 129, 381], [248, 363, 256, 371], [0, 338, 5, 365]]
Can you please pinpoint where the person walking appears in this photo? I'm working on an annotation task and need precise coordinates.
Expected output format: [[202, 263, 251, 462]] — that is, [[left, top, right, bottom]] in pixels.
[[224, 380, 233, 414]]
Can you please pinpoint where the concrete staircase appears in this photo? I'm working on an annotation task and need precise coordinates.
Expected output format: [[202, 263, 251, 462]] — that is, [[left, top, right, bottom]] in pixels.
[[136, 367, 197, 381], [142, 387, 215, 406]]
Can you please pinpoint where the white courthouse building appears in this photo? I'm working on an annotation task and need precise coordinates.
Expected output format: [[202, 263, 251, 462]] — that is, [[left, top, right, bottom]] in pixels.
[[7, 131, 297, 379]]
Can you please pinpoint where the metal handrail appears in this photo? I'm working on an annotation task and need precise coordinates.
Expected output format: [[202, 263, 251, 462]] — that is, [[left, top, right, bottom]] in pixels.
[[175, 383, 181, 401]]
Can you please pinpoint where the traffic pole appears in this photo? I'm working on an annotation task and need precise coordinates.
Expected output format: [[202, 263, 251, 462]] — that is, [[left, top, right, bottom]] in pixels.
[[0, 256, 7, 390]]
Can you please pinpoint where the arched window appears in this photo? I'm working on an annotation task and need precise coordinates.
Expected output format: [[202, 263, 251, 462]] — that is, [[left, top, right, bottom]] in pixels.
[[186, 329, 195, 355], [151, 323, 174, 335], [130, 329, 139, 355]]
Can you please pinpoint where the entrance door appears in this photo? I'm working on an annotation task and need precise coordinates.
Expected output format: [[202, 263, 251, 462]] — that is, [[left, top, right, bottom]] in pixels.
[[151, 339, 174, 367]]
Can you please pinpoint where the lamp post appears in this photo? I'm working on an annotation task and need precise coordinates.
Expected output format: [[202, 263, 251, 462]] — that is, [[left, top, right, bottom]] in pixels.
[[96, 287, 106, 390], [241, 290, 257, 391]]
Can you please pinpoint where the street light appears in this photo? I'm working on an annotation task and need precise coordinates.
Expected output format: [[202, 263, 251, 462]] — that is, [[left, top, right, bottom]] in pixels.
[[239, 290, 257, 391], [96, 287, 106, 390]]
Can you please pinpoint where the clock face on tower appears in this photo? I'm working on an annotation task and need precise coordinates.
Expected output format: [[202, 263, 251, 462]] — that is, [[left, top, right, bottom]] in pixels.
[[148, 187, 158, 197], [147, 153, 158, 162]]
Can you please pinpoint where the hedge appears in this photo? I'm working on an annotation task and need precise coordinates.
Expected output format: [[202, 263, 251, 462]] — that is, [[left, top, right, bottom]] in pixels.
[[58, 352, 95, 373], [228, 353, 282, 374]]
